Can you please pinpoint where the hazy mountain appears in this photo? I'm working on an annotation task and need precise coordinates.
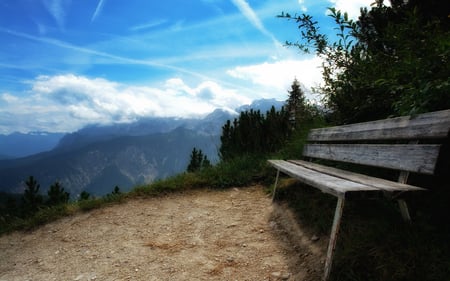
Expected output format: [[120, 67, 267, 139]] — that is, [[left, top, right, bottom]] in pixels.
[[0, 99, 282, 198], [55, 110, 237, 152], [0, 127, 220, 197], [0, 132, 65, 159], [236, 98, 284, 113]]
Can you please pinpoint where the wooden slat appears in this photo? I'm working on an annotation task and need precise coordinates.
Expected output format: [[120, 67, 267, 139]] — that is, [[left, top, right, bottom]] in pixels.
[[303, 144, 440, 174], [288, 160, 425, 192], [267, 160, 379, 197], [308, 109, 450, 142]]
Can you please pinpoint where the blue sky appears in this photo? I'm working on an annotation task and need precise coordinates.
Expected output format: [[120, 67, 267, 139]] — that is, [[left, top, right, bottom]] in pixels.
[[0, 0, 375, 134]]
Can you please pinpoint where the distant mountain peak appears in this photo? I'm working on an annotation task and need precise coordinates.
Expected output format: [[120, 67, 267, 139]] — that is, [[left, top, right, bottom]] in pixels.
[[236, 98, 284, 113]]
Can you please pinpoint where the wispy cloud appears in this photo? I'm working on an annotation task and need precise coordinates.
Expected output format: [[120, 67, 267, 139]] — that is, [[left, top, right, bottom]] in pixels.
[[230, 0, 279, 44], [231, 0, 265, 33], [91, 0, 106, 22], [42, 0, 70, 30], [0, 27, 212, 81], [130, 19, 168, 32]]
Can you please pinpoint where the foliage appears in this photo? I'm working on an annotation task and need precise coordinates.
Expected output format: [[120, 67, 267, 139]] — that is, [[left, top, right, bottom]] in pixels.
[[104, 186, 124, 203], [280, 0, 450, 123], [78, 191, 91, 201], [220, 106, 291, 161], [202, 154, 267, 188], [285, 78, 322, 129], [0, 204, 74, 234], [46, 181, 70, 206], [21, 176, 44, 216], [187, 147, 211, 172], [132, 172, 209, 196]]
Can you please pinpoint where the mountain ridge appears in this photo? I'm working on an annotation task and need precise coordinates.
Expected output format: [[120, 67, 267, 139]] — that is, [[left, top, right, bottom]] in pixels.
[[0, 99, 284, 197]]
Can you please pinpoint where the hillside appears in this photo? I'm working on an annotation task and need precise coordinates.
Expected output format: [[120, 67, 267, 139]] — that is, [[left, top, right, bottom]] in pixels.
[[0, 186, 325, 281], [0, 127, 220, 197], [0, 99, 284, 197]]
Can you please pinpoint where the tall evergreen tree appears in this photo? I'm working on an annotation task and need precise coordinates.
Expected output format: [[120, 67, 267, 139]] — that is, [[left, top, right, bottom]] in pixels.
[[286, 78, 308, 128], [219, 106, 291, 161], [78, 191, 91, 201], [22, 176, 43, 215], [187, 147, 210, 172], [47, 181, 70, 206]]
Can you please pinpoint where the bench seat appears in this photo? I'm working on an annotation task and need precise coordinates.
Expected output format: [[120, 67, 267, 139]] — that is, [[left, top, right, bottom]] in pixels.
[[268, 109, 450, 281], [269, 159, 425, 198]]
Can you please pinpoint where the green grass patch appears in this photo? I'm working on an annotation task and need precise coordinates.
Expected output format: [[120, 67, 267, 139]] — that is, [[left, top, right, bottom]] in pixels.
[[0, 204, 74, 234]]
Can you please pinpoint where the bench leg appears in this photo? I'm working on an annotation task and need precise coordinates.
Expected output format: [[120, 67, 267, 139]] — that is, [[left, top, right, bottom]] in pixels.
[[397, 170, 412, 223], [323, 196, 345, 281], [271, 169, 280, 202], [397, 199, 411, 223]]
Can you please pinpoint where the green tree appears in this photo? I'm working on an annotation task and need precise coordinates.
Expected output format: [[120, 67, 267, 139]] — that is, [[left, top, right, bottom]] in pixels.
[[219, 106, 291, 161], [187, 147, 211, 172], [47, 181, 70, 206], [285, 78, 316, 128], [112, 186, 121, 194], [21, 176, 43, 215], [280, 0, 450, 123], [105, 186, 122, 201], [78, 191, 91, 201]]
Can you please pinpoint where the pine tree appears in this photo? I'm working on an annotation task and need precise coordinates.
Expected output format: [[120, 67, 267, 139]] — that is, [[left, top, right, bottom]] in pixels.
[[187, 147, 210, 172], [219, 107, 291, 161], [286, 78, 307, 128], [79, 191, 90, 201], [47, 181, 70, 206], [112, 186, 121, 194], [22, 176, 43, 215]]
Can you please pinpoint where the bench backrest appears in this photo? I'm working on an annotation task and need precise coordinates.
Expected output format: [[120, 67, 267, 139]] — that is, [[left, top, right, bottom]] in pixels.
[[303, 109, 450, 175]]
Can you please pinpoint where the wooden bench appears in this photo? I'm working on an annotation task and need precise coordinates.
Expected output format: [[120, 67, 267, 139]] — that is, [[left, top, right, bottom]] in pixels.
[[268, 109, 450, 281]]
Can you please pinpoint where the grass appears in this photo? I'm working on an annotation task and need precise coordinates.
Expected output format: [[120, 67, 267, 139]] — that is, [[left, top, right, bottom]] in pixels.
[[0, 154, 267, 235]]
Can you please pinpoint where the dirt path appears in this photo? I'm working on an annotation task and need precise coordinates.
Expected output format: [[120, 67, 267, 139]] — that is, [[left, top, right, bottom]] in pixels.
[[0, 186, 325, 281]]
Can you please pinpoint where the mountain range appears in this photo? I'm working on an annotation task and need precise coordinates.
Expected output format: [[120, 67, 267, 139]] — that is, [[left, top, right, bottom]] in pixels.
[[0, 99, 284, 198]]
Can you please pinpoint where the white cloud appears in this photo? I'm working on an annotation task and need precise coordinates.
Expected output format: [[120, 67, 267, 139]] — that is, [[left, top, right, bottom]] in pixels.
[[0, 74, 251, 134], [0, 93, 19, 103], [227, 57, 323, 100], [298, 0, 308, 12], [328, 0, 374, 19]]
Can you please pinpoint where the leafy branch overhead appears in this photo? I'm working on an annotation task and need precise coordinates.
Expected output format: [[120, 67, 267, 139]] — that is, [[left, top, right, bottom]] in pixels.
[[280, 0, 450, 123]]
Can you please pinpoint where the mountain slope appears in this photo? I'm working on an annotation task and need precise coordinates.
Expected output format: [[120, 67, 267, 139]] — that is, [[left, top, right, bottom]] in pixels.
[[0, 99, 283, 197], [0, 127, 219, 197], [0, 132, 64, 159]]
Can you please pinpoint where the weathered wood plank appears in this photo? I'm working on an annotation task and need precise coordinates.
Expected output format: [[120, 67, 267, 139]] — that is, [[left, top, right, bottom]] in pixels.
[[267, 160, 379, 197], [303, 144, 440, 174], [288, 160, 425, 192], [308, 109, 450, 142]]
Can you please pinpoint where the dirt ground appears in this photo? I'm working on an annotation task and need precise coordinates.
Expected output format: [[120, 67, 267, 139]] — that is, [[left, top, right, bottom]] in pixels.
[[0, 186, 326, 281]]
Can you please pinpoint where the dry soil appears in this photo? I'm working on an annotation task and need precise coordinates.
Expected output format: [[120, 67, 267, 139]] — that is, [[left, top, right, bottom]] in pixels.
[[0, 186, 325, 281]]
